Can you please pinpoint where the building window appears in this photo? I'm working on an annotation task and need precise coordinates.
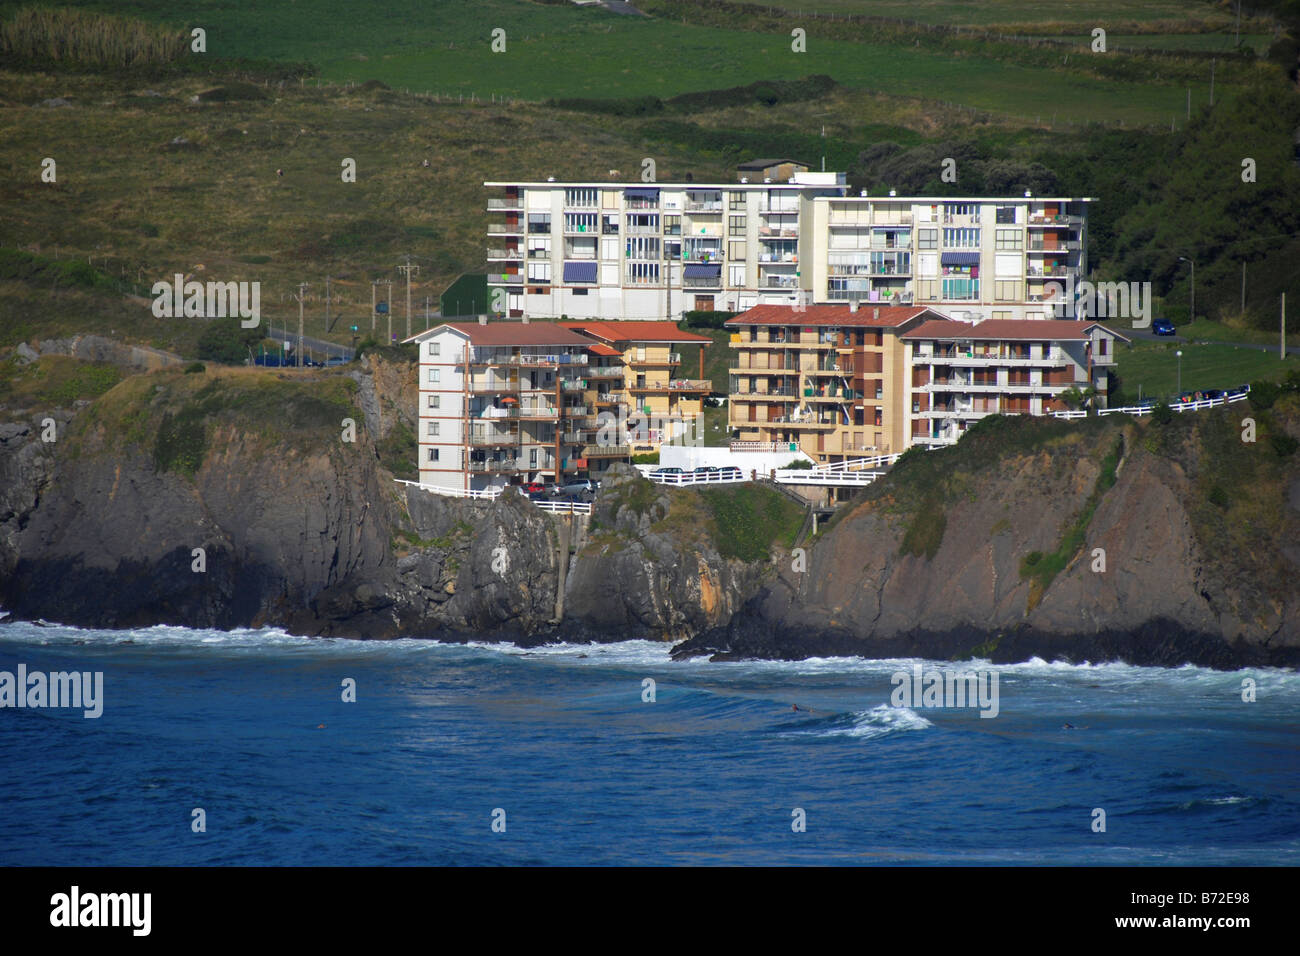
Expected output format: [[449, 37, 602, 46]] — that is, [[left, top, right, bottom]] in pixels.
[[943, 228, 980, 248], [942, 278, 980, 300], [426, 422, 439, 437], [564, 187, 598, 207], [728, 240, 747, 260], [427, 395, 440, 409], [426, 448, 439, 462], [917, 229, 938, 250], [663, 214, 681, 236], [874, 408, 883, 427], [564, 212, 598, 233], [428, 368, 440, 383], [527, 261, 552, 283], [995, 280, 1019, 301], [527, 213, 551, 233], [728, 264, 746, 287], [943, 203, 980, 219], [729, 191, 746, 210], [427, 341, 440, 357], [729, 215, 746, 233], [625, 236, 660, 260], [995, 229, 1022, 250]]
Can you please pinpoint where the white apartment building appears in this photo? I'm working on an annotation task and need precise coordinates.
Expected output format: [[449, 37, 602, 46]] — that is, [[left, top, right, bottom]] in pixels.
[[902, 318, 1122, 447], [485, 171, 849, 320], [487, 173, 1092, 324], [808, 195, 1091, 322], [405, 320, 598, 492]]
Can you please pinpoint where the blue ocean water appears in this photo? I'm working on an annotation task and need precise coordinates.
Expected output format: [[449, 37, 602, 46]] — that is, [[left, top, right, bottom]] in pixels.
[[0, 620, 1297, 865]]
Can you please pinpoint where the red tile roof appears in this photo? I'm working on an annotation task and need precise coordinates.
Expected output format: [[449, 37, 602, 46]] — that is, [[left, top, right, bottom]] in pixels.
[[902, 318, 1111, 341], [587, 342, 622, 357], [560, 320, 712, 344], [725, 304, 938, 328], [435, 322, 595, 347]]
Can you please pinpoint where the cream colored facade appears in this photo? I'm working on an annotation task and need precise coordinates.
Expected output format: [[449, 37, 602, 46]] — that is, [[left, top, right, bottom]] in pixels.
[[725, 305, 946, 462], [807, 195, 1091, 322]]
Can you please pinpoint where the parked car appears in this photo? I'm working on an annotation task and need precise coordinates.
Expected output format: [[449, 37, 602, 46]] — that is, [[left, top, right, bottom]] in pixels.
[[649, 466, 684, 480], [559, 479, 598, 496], [718, 466, 743, 479], [692, 466, 719, 476], [1152, 318, 1176, 336], [1226, 384, 1250, 398], [521, 482, 546, 494]]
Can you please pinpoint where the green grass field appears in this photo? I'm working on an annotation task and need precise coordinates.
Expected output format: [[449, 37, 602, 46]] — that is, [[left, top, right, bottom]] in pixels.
[[1113, 341, 1294, 403], [0, 0, 1235, 125], [743, 0, 1257, 30]]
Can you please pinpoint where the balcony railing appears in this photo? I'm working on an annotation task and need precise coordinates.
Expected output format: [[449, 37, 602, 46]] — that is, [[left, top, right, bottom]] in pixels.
[[486, 248, 522, 260], [487, 224, 521, 235], [629, 352, 680, 365], [487, 197, 522, 210], [1027, 239, 1080, 252], [628, 379, 712, 393], [467, 432, 518, 446], [585, 367, 624, 378], [582, 444, 631, 458]]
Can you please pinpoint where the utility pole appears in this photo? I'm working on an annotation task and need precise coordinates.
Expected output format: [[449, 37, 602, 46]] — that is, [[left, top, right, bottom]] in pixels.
[[324, 275, 331, 333], [425, 295, 431, 330], [383, 279, 393, 344], [397, 255, 420, 341], [294, 282, 308, 368]]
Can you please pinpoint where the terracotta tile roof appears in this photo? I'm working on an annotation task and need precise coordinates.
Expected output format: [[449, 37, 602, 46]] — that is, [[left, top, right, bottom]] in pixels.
[[586, 342, 622, 357], [902, 318, 1113, 341], [434, 322, 595, 347], [560, 320, 712, 344], [725, 304, 939, 328]]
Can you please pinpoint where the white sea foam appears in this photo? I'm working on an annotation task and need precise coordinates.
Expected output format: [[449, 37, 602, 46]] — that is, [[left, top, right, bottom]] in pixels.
[[806, 704, 933, 740]]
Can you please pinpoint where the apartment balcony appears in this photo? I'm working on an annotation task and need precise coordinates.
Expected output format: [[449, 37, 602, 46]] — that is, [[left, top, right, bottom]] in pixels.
[[564, 404, 590, 417], [487, 197, 522, 210], [593, 392, 625, 406], [468, 379, 519, 394], [629, 353, 680, 366], [585, 367, 624, 379], [915, 350, 1070, 367], [628, 379, 712, 393], [581, 444, 632, 458], [516, 406, 560, 420], [684, 276, 722, 289], [684, 201, 723, 213], [1026, 239, 1081, 252], [1027, 214, 1083, 227], [560, 379, 586, 392], [805, 365, 849, 375], [1027, 267, 1072, 278], [728, 366, 799, 375], [468, 459, 522, 474], [486, 248, 523, 261], [467, 431, 519, 447], [735, 386, 800, 397], [487, 224, 522, 236]]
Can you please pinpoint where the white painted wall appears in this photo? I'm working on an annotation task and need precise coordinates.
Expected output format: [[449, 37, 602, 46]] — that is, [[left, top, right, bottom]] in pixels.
[[656, 445, 816, 473]]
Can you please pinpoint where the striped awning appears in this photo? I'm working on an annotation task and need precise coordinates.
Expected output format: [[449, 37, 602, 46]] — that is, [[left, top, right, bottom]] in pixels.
[[683, 263, 721, 278], [942, 252, 981, 266], [563, 261, 598, 283]]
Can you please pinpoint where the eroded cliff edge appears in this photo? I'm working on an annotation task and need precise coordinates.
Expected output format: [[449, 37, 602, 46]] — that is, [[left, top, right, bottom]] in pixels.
[[1, 353, 1297, 668]]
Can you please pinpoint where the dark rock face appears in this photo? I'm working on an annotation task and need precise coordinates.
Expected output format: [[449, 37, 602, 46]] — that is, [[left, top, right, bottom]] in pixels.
[[2, 355, 1297, 671]]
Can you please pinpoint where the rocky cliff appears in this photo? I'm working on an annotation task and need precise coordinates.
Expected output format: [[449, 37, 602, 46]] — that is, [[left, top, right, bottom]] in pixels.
[[1, 349, 1297, 669]]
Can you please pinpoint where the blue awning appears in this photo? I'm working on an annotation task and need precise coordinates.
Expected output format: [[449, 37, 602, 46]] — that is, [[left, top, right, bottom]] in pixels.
[[563, 261, 598, 283], [941, 252, 981, 266], [624, 187, 660, 200], [683, 263, 721, 278]]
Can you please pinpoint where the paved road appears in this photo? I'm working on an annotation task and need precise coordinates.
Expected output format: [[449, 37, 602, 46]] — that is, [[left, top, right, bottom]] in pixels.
[[259, 323, 354, 363]]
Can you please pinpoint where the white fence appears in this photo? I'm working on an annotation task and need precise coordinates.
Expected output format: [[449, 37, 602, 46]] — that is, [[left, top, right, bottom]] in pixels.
[[1052, 388, 1249, 420], [774, 469, 887, 487], [649, 471, 749, 487], [395, 479, 589, 514]]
